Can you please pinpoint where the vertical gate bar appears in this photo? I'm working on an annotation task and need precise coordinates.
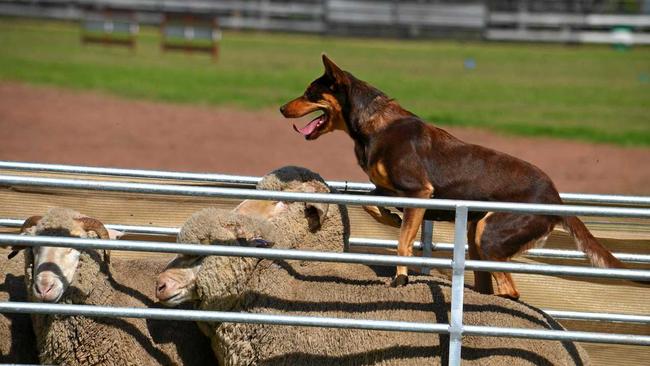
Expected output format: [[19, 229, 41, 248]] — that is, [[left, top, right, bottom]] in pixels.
[[448, 205, 468, 366], [420, 220, 434, 274]]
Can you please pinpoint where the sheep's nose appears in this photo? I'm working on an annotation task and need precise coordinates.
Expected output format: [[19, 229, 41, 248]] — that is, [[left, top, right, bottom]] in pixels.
[[156, 281, 168, 298], [35, 280, 57, 302], [157, 282, 166, 293], [155, 279, 167, 297], [155, 277, 177, 300]]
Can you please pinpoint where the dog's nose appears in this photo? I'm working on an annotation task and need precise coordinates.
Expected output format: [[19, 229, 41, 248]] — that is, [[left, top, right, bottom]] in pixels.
[[279, 105, 286, 115]]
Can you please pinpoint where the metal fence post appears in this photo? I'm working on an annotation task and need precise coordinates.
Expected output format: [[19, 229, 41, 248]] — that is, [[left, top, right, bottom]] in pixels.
[[448, 205, 468, 366], [420, 220, 434, 274]]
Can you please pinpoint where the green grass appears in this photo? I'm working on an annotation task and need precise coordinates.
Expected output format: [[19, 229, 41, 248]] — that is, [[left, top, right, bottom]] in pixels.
[[1, 18, 649, 146]]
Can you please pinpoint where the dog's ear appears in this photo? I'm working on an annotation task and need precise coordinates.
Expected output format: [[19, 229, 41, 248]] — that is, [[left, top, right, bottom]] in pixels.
[[322, 54, 348, 84]]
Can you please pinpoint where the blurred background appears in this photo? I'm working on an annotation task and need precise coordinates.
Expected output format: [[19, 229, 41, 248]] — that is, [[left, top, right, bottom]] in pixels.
[[0, 0, 648, 193]]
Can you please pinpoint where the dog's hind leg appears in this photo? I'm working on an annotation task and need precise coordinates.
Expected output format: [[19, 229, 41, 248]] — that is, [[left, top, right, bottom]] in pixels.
[[476, 212, 559, 299], [468, 221, 493, 295], [363, 205, 402, 228]]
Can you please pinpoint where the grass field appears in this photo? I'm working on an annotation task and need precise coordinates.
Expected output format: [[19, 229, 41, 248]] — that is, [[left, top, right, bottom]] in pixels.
[[0, 18, 648, 146]]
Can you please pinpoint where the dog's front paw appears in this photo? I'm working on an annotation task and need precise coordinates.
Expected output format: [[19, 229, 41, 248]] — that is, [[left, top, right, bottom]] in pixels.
[[495, 292, 520, 301], [388, 213, 402, 227], [390, 274, 409, 287]]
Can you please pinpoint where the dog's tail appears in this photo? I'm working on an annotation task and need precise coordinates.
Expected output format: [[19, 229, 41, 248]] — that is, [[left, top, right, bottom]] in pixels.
[[563, 216, 647, 284], [563, 216, 624, 269]]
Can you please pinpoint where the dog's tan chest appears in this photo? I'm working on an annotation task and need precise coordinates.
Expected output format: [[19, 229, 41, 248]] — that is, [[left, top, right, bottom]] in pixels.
[[367, 161, 397, 191]]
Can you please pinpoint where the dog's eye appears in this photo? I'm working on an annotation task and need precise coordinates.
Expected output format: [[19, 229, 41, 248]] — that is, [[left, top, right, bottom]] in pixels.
[[305, 89, 319, 102]]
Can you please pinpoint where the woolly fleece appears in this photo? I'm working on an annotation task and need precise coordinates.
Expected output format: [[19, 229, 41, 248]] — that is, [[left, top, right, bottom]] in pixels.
[[210, 260, 591, 366], [0, 248, 38, 363]]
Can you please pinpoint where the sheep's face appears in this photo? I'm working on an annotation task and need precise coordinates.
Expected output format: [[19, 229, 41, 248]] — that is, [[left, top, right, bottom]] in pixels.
[[28, 229, 83, 303], [156, 255, 203, 307]]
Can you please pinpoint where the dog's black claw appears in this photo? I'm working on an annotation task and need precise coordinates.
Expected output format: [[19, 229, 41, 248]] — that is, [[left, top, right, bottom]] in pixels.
[[495, 293, 520, 301], [390, 274, 409, 287], [391, 214, 403, 227]]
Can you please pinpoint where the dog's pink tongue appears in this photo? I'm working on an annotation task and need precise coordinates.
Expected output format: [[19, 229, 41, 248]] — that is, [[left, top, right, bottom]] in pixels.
[[293, 116, 322, 136]]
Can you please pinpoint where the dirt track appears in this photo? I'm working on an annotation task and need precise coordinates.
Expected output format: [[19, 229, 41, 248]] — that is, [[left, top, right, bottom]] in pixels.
[[1, 82, 648, 194]]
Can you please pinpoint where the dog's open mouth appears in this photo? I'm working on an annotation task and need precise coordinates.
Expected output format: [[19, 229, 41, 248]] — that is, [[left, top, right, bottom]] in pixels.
[[293, 112, 328, 140]]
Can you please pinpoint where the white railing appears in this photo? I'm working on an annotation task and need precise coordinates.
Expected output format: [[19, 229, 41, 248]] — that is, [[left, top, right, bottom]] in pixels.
[[0, 164, 649, 365], [2, 161, 649, 205]]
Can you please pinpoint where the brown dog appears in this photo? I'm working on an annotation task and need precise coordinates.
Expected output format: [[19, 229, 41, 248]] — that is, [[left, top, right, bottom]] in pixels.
[[280, 54, 626, 298]]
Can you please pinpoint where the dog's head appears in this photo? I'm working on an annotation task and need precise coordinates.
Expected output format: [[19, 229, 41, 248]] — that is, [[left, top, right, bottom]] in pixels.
[[280, 54, 350, 140]]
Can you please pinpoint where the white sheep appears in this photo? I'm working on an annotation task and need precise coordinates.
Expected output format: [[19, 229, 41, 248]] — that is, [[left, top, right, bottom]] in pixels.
[[157, 166, 590, 365], [13, 207, 215, 365]]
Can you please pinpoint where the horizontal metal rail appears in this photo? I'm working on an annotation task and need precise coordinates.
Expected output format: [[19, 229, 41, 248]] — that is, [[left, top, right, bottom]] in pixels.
[[0, 218, 182, 237], [1, 161, 649, 204], [2, 219, 648, 264], [1, 235, 648, 282], [1, 174, 650, 218], [544, 310, 650, 324], [1, 302, 648, 346], [348, 238, 650, 264], [0, 161, 373, 193], [0, 301, 447, 334], [461, 324, 649, 346]]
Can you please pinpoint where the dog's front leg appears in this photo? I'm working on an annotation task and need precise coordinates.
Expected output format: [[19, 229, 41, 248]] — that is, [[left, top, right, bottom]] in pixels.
[[392, 206, 427, 287], [363, 187, 403, 228], [363, 205, 402, 228]]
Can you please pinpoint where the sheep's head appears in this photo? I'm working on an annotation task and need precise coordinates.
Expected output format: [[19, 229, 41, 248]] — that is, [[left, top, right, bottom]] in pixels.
[[233, 166, 348, 251], [156, 208, 275, 307], [14, 208, 114, 303]]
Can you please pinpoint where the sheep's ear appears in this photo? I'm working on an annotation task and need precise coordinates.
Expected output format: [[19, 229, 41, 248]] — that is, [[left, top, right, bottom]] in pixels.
[[251, 238, 273, 248], [103, 250, 111, 265], [8, 233, 32, 259], [20, 215, 42, 234], [305, 201, 329, 232], [9, 215, 42, 259], [107, 229, 125, 240], [7, 248, 24, 260], [298, 182, 330, 232], [234, 200, 288, 220]]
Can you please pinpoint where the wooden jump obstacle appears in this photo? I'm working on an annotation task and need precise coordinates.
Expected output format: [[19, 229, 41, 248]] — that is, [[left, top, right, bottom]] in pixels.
[[80, 7, 138, 49], [161, 13, 221, 61]]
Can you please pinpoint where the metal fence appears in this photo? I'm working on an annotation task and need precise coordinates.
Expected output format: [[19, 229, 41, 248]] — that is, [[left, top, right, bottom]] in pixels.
[[1, 0, 650, 43], [1, 161, 649, 365]]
